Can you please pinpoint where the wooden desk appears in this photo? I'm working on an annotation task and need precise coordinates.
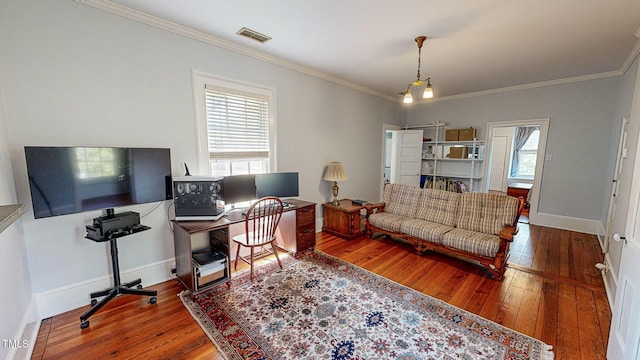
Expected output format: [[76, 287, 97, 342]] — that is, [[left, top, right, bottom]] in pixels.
[[322, 199, 364, 240], [507, 183, 533, 208], [173, 199, 315, 293]]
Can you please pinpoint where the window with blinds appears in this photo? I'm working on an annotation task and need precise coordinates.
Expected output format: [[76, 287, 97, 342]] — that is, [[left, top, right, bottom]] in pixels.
[[204, 85, 270, 176]]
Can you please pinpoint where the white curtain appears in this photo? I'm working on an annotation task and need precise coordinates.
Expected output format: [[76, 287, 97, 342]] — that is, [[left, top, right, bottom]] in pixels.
[[510, 126, 539, 177]]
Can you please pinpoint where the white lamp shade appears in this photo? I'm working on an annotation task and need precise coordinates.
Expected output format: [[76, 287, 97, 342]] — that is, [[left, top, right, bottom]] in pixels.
[[422, 86, 433, 99], [324, 162, 348, 182], [403, 89, 413, 104]]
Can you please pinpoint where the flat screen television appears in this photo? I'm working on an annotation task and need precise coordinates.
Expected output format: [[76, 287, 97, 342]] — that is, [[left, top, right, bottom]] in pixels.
[[25, 146, 172, 219], [222, 174, 256, 206], [255, 172, 299, 198]]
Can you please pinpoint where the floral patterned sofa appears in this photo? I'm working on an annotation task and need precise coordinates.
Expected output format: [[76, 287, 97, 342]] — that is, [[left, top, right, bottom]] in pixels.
[[365, 183, 524, 280]]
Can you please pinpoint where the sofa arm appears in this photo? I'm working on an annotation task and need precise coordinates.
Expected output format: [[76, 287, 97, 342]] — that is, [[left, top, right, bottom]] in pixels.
[[499, 225, 518, 242], [364, 202, 385, 218], [499, 196, 525, 241]]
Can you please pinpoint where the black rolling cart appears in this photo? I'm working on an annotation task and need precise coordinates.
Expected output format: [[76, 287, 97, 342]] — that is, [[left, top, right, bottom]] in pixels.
[[80, 212, 157, 329]]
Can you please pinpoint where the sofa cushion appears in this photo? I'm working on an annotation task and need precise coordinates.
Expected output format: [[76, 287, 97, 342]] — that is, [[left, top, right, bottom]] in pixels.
[[441, 228, 501, 257], [457, 192, 519, 235], [400, 219, 454, 244], [368, 212, 412, 233], [383, 183, 422, 218], [415, 189, 460, 227]]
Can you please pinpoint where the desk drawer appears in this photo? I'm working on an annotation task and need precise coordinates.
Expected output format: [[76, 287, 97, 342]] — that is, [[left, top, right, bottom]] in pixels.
[[296, 206, 315, 226], [297, 223, 316, 249]]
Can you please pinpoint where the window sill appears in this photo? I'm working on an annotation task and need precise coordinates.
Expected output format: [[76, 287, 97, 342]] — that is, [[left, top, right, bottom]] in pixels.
[[0, 204, 26, 235], [508, 176, 534, 181]]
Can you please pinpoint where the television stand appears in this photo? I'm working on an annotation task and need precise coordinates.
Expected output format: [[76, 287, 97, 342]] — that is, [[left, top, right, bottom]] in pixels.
[[80, 225, 157, 329]]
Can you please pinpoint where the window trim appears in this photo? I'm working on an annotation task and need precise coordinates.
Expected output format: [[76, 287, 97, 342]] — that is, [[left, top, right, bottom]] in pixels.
[[192, 70, 277, 175]]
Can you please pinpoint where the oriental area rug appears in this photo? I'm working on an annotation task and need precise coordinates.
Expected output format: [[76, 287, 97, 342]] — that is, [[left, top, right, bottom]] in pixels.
[[179, 251, 554, 360]]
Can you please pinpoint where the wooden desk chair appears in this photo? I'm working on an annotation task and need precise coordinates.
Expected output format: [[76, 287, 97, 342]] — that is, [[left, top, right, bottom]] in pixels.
[[232, 196, 284, 280]]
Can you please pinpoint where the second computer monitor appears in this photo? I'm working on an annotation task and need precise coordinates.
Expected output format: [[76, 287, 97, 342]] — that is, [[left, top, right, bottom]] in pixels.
[[255, 172, 299, 198], [222, 174, 256, 205]]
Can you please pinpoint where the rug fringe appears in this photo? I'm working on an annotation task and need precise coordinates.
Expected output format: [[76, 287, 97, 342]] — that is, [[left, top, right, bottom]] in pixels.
[[543, 344, 555, 360]]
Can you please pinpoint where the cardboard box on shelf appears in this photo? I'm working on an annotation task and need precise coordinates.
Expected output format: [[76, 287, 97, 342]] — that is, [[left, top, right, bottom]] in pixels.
[[449, 147, 469, 159], [459, 128, 477, 141], [445, 129, 459, 141], [197, 268, 225, 286]]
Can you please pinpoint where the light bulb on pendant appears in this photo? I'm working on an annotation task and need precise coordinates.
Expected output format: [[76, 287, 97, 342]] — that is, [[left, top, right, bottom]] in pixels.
[[422, 78, 433, 99], [403, 87, 413, 104]]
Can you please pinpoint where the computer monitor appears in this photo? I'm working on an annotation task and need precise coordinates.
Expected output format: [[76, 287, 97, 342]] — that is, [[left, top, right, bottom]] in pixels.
[[222, 174, 257, 205], [255, 172, 299, 198]]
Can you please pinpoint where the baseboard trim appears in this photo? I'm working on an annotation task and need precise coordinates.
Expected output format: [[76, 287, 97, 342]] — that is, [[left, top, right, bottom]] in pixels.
[[531, 212, 604, 235], [602, 252, 617, 311], [34, 259, 174, 320], [6, 298, 38, 360]]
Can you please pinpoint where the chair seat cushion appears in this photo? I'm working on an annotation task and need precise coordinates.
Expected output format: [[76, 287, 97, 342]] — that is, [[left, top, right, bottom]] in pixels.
[[232, 232, 275, 246], [441, 228, 501, 258], [399, 219, 454, 244], [368, 212, 412, 233]]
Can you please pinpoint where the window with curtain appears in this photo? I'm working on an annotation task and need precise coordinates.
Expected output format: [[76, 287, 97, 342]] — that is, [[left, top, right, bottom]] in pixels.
[[204, 85, 270, 177], [511, 127, 540, 178]]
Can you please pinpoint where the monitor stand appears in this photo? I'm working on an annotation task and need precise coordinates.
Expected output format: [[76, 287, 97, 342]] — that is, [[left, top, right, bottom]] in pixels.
[[80, 234, 157, 329]]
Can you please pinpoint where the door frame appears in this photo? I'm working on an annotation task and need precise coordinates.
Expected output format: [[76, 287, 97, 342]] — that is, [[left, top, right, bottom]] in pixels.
[[482, 118, 550, 224], [604, 115, 631, 253], [380, 124, 400, 202]]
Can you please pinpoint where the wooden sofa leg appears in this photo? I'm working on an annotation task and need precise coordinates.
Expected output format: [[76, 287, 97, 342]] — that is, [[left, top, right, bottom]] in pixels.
[[487, 263, 506, 281], [411, 239, 428, 255], [365, 225, 372, 238]]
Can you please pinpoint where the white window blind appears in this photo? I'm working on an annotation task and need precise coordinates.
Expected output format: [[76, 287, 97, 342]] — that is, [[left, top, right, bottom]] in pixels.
[[204, 85, 269, 160]]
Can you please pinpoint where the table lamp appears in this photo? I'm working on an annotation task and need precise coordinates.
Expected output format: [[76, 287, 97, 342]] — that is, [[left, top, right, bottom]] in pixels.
[[324, 162, 348, 205]]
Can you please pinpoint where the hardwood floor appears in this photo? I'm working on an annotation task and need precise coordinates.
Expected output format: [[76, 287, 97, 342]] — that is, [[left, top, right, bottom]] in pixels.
[[31, 223, 610, 359]]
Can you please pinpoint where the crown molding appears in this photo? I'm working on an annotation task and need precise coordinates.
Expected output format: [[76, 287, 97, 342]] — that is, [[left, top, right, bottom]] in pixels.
[[417, 70, 624, 104], [620, 38, 640, 75], [75, 0, 639, 105], [74, 0, 397, 102]]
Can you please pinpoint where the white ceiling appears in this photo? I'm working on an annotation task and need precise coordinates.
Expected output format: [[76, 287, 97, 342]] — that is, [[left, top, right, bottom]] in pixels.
[[97, 0, 640, 101]]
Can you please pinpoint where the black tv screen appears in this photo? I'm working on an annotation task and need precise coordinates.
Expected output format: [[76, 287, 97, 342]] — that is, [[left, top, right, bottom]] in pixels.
[[255, 172, 299, 198], [25, 146, 172, 218]]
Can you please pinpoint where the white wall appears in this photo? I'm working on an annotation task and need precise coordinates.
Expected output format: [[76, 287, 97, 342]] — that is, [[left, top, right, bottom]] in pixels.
[[0, 70, 36, 359], [406, 77, 621, 233], [0, 0, 404, 318]]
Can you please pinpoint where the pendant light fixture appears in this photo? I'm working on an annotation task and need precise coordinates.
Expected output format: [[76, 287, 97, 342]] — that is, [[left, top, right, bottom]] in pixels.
[[401, 36, 434, 104]]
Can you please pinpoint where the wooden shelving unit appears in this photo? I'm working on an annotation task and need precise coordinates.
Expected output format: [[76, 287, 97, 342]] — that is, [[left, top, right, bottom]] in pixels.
[[0, 204, 26, 234]]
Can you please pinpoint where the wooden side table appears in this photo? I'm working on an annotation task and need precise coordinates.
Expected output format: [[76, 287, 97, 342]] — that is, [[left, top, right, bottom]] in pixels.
[[507, 183, 533, 208], [322, 200, 364, 240]]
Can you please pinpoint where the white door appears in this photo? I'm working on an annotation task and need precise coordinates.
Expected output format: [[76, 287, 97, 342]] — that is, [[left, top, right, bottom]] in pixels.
[[389, 130, 423, 186], [488, 135, 509, 191], [607, 127, 640, 360]]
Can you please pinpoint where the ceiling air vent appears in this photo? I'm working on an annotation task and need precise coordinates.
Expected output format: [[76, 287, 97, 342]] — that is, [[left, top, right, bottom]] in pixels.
[[236, 27, 272, 44]]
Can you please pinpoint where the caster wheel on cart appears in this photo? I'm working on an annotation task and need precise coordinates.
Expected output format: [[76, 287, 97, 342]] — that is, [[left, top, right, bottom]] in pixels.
[[149, 297, 157, 304], [80, 321, 89, 329], [91, 299, 97, 306]]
